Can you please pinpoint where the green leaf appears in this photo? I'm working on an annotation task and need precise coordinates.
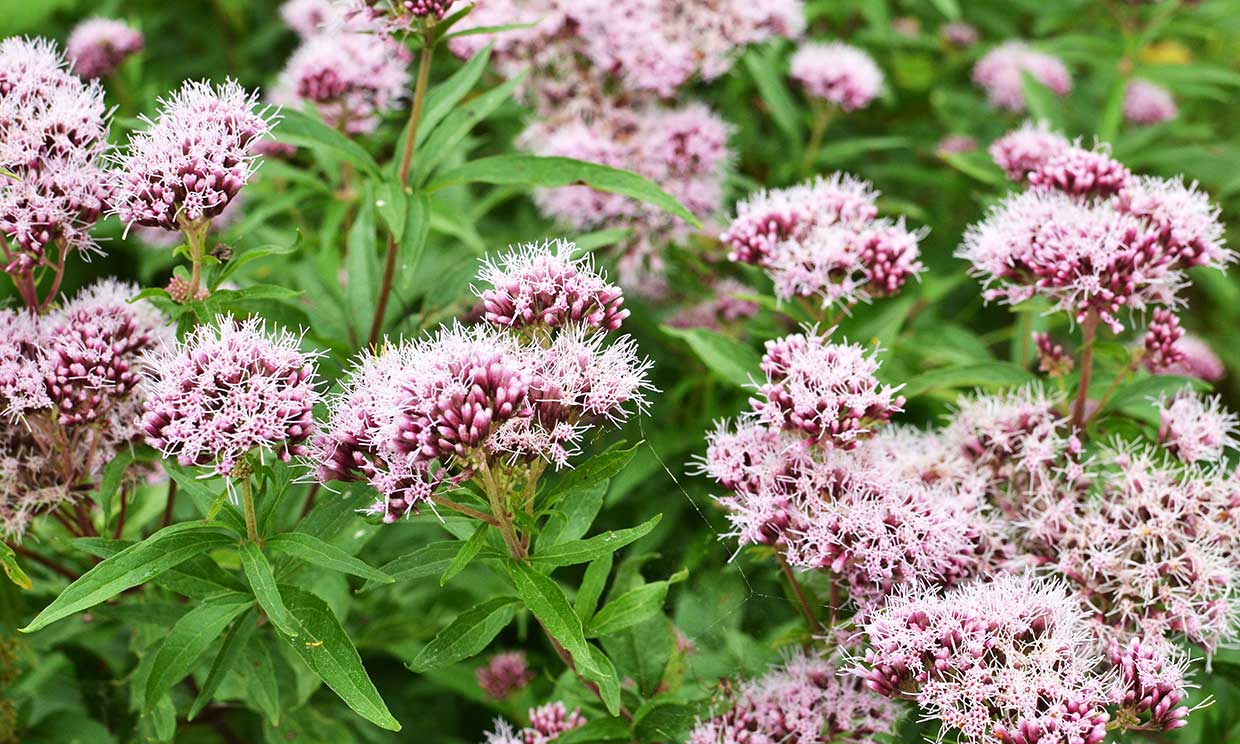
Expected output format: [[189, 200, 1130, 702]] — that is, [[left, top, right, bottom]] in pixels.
[[634, 699, 696, 743], [266, 532, 393, 585], [407, 596, 518, 672], [941, 150, 1008, 188], [440, 522, 488, 587], [901, 361, 1037, 400], [413, 72, 525, 185], [815, 136, 910, 165], [741, 45, 803, 144], [21, 522, 235, 632], [166, 465, 246, 535], [1020, 70, 1063, 129], [243, 637, 281, 725], [534, 515, 661, 568], [427, 155, 700, 227], [214, 234, 301, 286], [554, 718, 631, 744], [587, 581, 673, 638], [188, 607, 257, 720], [1098, 74, 1128, 143], [145, 593, 253, 710], [1105, 374, 1208, 420], [581, 645, 621, 717], [359, 541, 461, 593], [240, 542, 302, 638], [416, 43, 493, 146], [927, 0, 961, 19], [661, 326, 761, 388], [276, 108, 381, 176], [94, 449, 137, 532], [279, 585, 401, 731], [575, 553, 613, 623], [504, 559, 599, 675], [0, 542, 32, 590], [346, 181, 379, 327], [375, 182, 407, 243]]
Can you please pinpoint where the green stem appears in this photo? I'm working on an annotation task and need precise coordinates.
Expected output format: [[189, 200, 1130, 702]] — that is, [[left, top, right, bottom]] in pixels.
[[800, 101, 835, 177], [369, 23, 435, 347], [240, 476, 259, 546], [778, 552, 823, 637], [182, 218, 211, 298], [1071, 313, 1100, 430]]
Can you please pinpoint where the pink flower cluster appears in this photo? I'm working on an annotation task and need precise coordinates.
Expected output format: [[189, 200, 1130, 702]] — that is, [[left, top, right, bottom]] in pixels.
[[1157, 334, 1225, 382], [314, 240, 652, 521], [110, 79, 274, 232], [1123, 80, 1177, 126], [666, 279, 759, 331], [0, 37, 111, 282], [989, 120, 1071, 180], [66, 18, 143, 79], [484, 702, 586, 744], [972, 42, 1072, 113], [1157, 391, 1237, 463], [689, 650, 898, 744], [962, 136, 1231, 334], [856, 573, 1113, 744], [274, 4, 410, 135], [721, 173, 926, 309], [526, 103, 730, 291], [789, 42, 883, 111], [346, 0, 457, 30], [140, 316, 319, 477], [0, 280, 167, 538], [449, 0, 805, 105], [476, 651, 534, 699]]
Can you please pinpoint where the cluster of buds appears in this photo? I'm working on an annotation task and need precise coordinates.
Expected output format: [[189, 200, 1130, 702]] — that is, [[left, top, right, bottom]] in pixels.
[[484, 702, 585, 744], [789, 42, 883, 111], [476, 652, 535, 700], [315, 239, 651, 522], [721, 173, 926, 310], [1033, 332, 1074, 377], [0, 280, 167, 539], [66, 18, 143, 79]]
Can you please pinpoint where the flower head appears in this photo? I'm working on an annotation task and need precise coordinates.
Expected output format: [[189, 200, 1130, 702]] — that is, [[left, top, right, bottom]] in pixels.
[[66, 18, 143, 78], [990, 120, 1071, 181], [140, 316, 318, 477], [1110, 637, 1191, 732], [477, 652, 535, 699], [273, 31, 409, 135], [941, 21, 979, 47], [111, 79, 274, 231], [1124, 80, 1177, 126], [1143, 308, 1185, 371], [856, 573, 1112, 744], [476, 239, 628, 333], [691, 650, 899, 744], [973, 42, 1072, 113], [789, 42, 884, 111], [1158, 334, 1224, 382], [752, 330, 905, 448], [280, 0, 353, 36], [1157, 391, 1237, 463], [1027, 144, 1132, 198]]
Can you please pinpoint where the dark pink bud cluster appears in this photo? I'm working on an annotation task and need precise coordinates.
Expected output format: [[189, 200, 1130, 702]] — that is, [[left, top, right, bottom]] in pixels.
[[476, 652, 535, 700], [856, 573, 1111, 744], [789, 42, 883, 111], [1, 281, 167, 539], [1028, 145, 1132, 198], [348, 0, 456, 31], [477, 239, 628, 332], [1143, 308, 1185, 371], [690, 650, 898, 744], [0, 37, 111, 281], [140, 316, 319, 477], [66, 18, 143, 79], [754, 331, 905, 449], [1110, 637, 1191, 732], [1034, 332, 1074, 377], [110, 79, 274, 231]]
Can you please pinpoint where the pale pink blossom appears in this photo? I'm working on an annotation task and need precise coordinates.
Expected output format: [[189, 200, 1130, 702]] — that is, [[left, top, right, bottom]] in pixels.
[[66, 18, 143, 78], [789, 42, 884, 111], [477, 652, 535, 699], [989, 120, 1071, 181], [1157, 391, 1237, 463], [1160, 335, 1225, 382], [972, 42, 1072, 113], [1124, 80, 1177, 126]]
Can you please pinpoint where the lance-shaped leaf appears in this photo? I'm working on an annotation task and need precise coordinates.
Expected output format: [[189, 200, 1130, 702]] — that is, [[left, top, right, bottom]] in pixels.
[[240, 542, 302, 638], [267, 532, 393, 585], [407, 596, 518, 672], [188, 607, 258, 720], [533, 515, 661, 569], [145, 593, 254, 709], [504, 559, 599, 676]]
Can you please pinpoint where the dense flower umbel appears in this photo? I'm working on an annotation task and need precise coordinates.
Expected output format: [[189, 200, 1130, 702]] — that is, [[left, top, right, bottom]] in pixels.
[[316, 241, 652, 520], [1051, 446, 1240, 651], [958, 170, 1233, 333], [1109, 637, 1191, 731], [281, 0, 350, 36], [1027, 145, 1132, 198], [722, 173, 925, 309], [110, 79, 275, 231], [855, 573, 1112, 744], [990, 120, 1071, 181], [140, 316, 318, 477], [789, 42, 884, 111], [1123, 80, 1177, 126], [1, 280, 166, 539], [484, 702, 586, 744], [476, 652, 535, 699], [972, 42, 1072, 113], [449, 0, 804, 106], [476, 239, 628, 332], [689, 650, 899, 744], [273, 30, 410, 135], [753, 330, 905, 448], [66, 18, 143, 79], [0, 37, 111, 279]]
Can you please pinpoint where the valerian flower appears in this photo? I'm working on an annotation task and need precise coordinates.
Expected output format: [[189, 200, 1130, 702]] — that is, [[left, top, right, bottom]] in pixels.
[[66, 18, 143, 78]]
